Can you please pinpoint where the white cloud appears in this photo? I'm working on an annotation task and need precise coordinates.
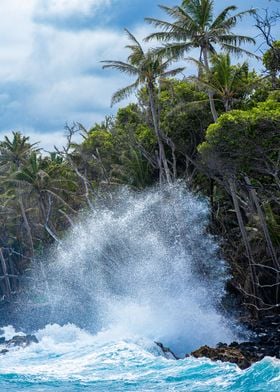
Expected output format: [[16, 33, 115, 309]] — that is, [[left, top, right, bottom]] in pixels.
[[37, 0, 111, 17], [0, 0, 36, 81], [0, 0, 134, 149], [20, 24, 134, 127], [25, 25, 130, 81], [1, 0, 263, 152]]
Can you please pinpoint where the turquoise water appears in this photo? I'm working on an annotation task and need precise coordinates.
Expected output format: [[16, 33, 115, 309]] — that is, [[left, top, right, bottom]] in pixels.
[[0, 324, 279, 392], [1, 187, 279, 390]]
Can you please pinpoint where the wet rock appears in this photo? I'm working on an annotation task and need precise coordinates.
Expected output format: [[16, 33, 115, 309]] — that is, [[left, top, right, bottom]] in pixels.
[[6, 335, 38, 348], [154, 342, 179, 360], [189, 314, 280, 369], [0, 333, 38, 355], [229, 341, 239, 348], [216, 342, 228, 349], [191, 345, 252, 369]]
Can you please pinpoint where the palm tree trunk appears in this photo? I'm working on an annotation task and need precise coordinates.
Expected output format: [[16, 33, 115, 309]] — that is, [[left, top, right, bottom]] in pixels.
[[0, 248, 12, 298], [224, 98, 230, 112], [244, 176, 279, 304], [40, 197, 61, 244], [19, 195, 34, 257], [228, 178, 259, 307], [244, 176, 279, 270], [148, 83, 172, 184], [202, 48, 218, 122]]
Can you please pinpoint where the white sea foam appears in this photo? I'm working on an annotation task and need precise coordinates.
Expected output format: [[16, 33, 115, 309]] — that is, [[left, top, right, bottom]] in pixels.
[[0, 184, 279, 391], [0, 323, 278, 390]]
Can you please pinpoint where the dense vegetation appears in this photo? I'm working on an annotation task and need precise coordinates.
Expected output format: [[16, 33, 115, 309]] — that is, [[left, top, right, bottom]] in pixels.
[[0, 0, 279, 320]]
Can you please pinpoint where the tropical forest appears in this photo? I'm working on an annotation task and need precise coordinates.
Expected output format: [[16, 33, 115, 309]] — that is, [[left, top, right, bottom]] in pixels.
[[0, 1, 279, 391]]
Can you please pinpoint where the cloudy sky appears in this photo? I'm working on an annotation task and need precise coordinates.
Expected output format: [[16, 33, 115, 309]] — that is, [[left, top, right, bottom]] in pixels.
[[0, 0, 278, 150]]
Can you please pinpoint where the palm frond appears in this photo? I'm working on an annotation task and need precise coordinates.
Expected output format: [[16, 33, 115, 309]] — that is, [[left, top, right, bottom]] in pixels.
[[152, 42, 193, 61], [145, 18, 187, 38], [159, 4, 193, 22], [219, 34, 256, 46], [124, 29, 144, 53], [221, 42, 260, 59], [111, 81, 140, 106], [211, 6, 237, 29], [195, 0, 214, 28], [162, 67, 185, 78], [145, 31, 188, 44], [101, 60, 138, 76], [219, 9, 256, 30]]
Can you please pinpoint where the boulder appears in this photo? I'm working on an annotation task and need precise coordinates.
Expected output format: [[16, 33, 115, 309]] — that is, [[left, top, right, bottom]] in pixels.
[[0, 333, 38, 355], [6, 334, 38, 348], [189, 315, 280, 370], [154, 342, 179, 360], [191, 345, 252, 369]]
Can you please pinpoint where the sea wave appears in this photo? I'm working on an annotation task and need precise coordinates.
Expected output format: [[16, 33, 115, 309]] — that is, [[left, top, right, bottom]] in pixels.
[[0, 324, 279, 391]]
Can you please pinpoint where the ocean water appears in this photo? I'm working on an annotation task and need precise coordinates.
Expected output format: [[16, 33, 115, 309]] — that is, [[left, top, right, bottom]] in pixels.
[[0, 324, 279, 392], [1, 185, 279, 390]]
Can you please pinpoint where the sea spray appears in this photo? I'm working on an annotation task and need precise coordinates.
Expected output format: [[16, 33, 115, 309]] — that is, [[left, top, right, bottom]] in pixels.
[[1, 184, 279, 391], [15, 183, 234, 353], [0, 323, 279, 392]]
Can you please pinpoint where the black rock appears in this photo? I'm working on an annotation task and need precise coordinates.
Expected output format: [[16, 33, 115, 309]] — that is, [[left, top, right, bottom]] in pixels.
[[217, 342, 228, 349], [154, 342, 179, 360], [6, 334, 38, 348], [229, 341, 239, 348], [187, 314, 280, 369]]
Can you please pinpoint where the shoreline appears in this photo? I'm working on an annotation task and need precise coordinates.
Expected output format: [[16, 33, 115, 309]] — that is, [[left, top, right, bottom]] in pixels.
[[157, 314, 280, 369], [1, 304, 279, 370]]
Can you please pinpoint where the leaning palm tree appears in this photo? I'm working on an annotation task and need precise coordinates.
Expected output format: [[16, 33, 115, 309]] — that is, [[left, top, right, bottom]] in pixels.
[[145, 0, 257, 121], [101, 29, 184, 184]]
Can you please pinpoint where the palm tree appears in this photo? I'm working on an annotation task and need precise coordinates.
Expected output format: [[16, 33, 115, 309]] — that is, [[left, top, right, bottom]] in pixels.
[[0, 132, 39, 255], [190, 53, 251, 112], [9, 153, 77, 243], [101, 29, 184, 183], [145, 0, 257, 121], [0, 132, 39, 172]]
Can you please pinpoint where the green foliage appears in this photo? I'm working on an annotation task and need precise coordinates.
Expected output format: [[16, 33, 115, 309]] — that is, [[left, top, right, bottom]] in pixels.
[[146, 1, 257, 121], [0, 132, 83, 282], [263, 41, 280, 75], [145, 0, 256, 60], [193, 53, 257, 111], [158, 80, 212, 164], [115, 104, 156, 148], [0, 132, 39, 172], [0, 1, 279, 314], [199, 98, 280, 176]]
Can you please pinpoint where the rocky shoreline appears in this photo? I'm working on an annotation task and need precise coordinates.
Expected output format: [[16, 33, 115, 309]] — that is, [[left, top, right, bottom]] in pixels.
[[1, 315, 279, 370], [0, 334, 38, 355], [158, 314, 280, 369]]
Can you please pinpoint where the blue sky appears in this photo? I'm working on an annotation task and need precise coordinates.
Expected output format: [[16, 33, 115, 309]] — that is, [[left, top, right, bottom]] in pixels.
[[0, 0, 279, 150]]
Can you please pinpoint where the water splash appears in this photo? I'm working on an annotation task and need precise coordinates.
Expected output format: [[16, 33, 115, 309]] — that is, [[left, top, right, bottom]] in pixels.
[[0, 323, 279, 392], [17, 184, 234, 353], [1, 184, 279, 391]]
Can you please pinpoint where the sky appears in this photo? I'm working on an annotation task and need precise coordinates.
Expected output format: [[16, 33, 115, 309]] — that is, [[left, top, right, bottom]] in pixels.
[[0, 0, 279, 151]]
